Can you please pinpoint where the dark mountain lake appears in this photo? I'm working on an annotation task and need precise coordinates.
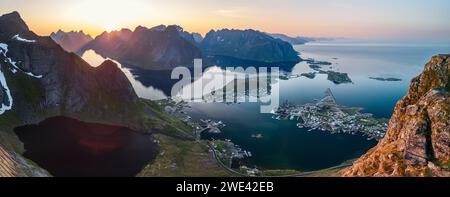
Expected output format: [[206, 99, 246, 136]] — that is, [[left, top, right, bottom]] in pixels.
[[15, 116, 158, 177]]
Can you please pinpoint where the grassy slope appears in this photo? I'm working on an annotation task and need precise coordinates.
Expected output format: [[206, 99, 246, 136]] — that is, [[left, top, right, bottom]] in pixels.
[[138, 134, 231, 177], [137, 100, 231, 176]]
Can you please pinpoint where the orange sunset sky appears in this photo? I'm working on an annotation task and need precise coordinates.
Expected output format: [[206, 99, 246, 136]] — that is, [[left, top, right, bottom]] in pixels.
[[1, 0, 449, 42]]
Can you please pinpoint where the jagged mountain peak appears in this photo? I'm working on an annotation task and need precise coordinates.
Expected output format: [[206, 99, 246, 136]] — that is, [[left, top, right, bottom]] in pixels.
[[95, 59, 123, 74], [149, 24, 167, 32], [50, 29, 93, 52], [133, 25, 148, 32], [0, 11, 35, 40], [81, 23, 202, 70], [0, 11, 25, 27], [0, 11, 139, 123]]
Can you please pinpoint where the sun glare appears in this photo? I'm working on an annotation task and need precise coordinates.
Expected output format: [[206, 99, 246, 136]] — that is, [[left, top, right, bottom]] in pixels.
[[104, 23, 118, 32]]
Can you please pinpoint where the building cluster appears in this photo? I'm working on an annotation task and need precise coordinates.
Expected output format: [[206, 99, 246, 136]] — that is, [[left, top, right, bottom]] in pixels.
[[273, 89, 387, 141]]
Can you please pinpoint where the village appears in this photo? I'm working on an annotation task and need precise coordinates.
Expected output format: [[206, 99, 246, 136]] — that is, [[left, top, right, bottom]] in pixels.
[[158, 99, 258, 175], [272, 88, 388, 141]]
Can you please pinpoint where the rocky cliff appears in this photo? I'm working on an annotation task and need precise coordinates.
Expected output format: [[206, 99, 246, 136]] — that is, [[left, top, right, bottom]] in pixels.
[[50, 30, 93, 52], [343, 54, 449, 177], [0, 144, 48, 177]]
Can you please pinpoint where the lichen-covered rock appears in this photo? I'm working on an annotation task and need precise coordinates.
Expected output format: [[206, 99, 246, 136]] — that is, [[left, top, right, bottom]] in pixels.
[[343, 54, 449, 177], [0, 144, 49, 177]]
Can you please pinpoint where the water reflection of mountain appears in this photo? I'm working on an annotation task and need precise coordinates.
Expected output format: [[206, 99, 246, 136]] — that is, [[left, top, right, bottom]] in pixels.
[[118, 56, 291, 98], [126, 67, 177, 96]]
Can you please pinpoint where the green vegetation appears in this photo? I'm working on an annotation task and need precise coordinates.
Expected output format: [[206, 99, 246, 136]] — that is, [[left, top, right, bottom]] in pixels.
[[213, 140, 227, 152], [298, 167, 344, 177], [138, 134, 231, 177], [0, 110, 21, 131], [13, 73, 44, 105], [358, 117, 388, 126], [327, 71, 352, 84], [140, 99, 193, 138], [341, 107, 361, 115], [257, 169, 301, 177]]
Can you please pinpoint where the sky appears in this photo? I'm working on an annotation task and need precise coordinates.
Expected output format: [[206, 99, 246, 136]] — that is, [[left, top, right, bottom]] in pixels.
[[1, 0, 449, 43]]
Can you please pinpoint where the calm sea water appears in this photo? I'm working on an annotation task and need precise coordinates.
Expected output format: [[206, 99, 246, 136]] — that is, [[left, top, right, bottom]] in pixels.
[[81, 43, 450, 171]]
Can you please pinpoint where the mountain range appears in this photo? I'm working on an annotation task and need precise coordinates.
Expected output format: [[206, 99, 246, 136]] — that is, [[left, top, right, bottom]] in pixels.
[[50, 30, 93, 52], [0, 11, 202, 176], [79, 25, 203, 69], [72, 26, 301, 69], [0, 12, 139, 124], [268, 33, 335, 45]]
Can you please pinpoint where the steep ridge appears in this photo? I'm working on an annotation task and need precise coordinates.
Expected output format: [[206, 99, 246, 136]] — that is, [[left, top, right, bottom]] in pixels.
[[343, 54, 449, 177], [0, 12, 139, 127]]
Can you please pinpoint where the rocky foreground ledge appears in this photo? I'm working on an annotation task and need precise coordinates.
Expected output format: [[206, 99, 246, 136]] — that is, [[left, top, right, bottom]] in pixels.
[[343, 54, 449, 177], [0, 144, 48, 177]]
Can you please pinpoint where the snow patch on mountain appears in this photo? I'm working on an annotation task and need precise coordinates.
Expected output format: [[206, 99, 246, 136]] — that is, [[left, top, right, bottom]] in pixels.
[[0, 42, 43, 115], [0, 67, 13, 115], [12, 34, 36, 43], [0, 43, 13, 115], [0, 43, 8, 54]]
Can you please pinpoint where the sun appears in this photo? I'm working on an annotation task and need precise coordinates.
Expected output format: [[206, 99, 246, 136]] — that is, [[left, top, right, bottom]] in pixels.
[[104, 23, 118, 32]]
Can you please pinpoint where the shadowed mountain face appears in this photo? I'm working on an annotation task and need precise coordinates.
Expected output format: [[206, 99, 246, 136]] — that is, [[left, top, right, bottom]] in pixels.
[[50, 30, 93, 52], [343, 54, 449, 177], [79, 25, 203, 70], [0, 11, 138, 126], [201, 29, 301, 64]]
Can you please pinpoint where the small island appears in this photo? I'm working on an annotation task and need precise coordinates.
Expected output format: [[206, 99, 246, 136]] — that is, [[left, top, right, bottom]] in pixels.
[[251, 134, 263, 139], [300, 72, 317, 79], [306, 59, 352, 84], [309, 64, 323, 71], [327, 71, 353, 84], [369, 77, 402, 81], [305, 58, 332, 66]]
